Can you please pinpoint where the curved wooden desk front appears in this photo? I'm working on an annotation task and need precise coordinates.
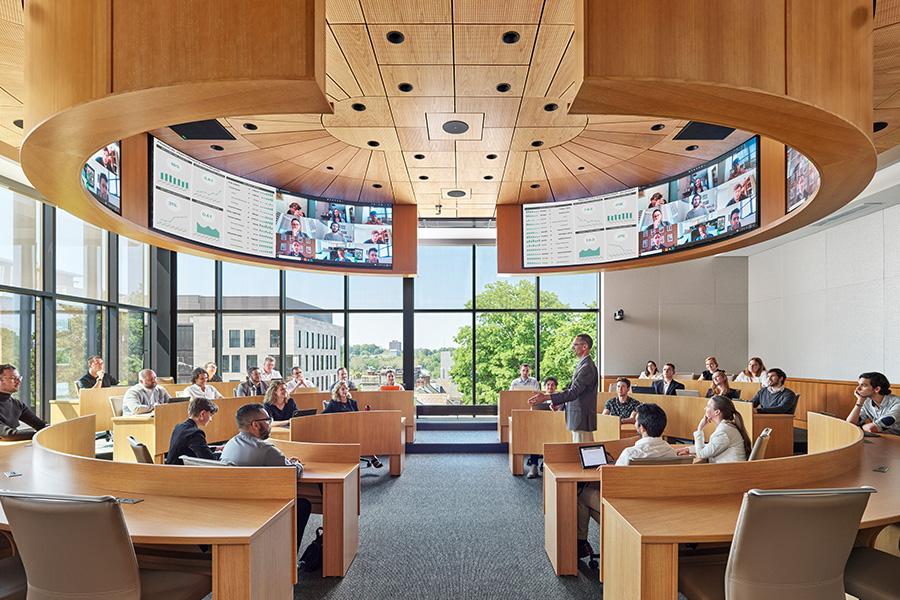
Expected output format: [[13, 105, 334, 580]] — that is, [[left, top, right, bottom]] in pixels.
[[291, 390, 417, 443], [508, 411, 622, 475]]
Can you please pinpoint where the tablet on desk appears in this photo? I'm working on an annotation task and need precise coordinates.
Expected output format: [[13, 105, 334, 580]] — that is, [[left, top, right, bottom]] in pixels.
[[579, 444, 608, 469]]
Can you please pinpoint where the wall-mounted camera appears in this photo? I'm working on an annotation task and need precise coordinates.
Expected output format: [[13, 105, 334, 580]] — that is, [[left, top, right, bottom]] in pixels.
[[613, 308, 625, 321]]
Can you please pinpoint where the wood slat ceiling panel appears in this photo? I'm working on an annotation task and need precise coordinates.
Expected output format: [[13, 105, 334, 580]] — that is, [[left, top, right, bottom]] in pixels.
[[326, 27, 364, 98], [559, 141, 622, 169], [396, 127, 455, 152], [380, 64, 454, 96], [245, 161, 311, 189], [269, 136, 350, 162], [455, 65, 529, 97], [404, 151, 455, 168], [359, 179, 393, 203], [322, 97, 394, 127], [516, 97, 586, 127], [246, 129, 335, 150], [408, 166, 456, 182], [874, 22, 900, 106], [454, 25, 539, 65], [324, 176, 364, 201], [455, 127, 513, 152], [330, 24, 386, 96], [523, 25, 573, 97], [388, 96, 454, 127], [326, 0, 365, 24], [326, 75, 351, 101], [551, 145, 602, 174], [541, 0, 577, 25], [358, 0, 451, 24], [455, 97, 520, 128], [456, 151, 507, 178], [875, 0, 900, 28], [369, 24, 453, 64], [453, 0, 544, 24], [285, 140, 350, 168], [327, 126, 402, 151], [629, 150, 705, 176], [510, 126, 584, 151], [576, 170, 628, 196]]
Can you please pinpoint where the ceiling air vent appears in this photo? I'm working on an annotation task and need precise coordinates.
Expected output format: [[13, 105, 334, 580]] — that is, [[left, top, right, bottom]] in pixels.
[[674, 121, 735, 141], [169, 119, 236, 141], [812, 203, 884, 227]]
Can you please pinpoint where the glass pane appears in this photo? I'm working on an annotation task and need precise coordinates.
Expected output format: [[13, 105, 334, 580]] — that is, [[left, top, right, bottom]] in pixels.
[[414, 312, 471, 405], [539, 312, 598, 389], [415, 245, 473, 309], [348, 313, 403, 388], [474, 312, 535, 405], [222, 262, 279, 310], [348, 275, 402, 309], [56, 301, 104, 399], [118, 236, 150, 306], [56, 209, 108, 301], [118, 310, 148, 385], [285, 270, 344, 310], [177, 253, 215, 310], [475, 245, 535, 309], [539, 273, 598, 309], [0, 292, 40, 411], [221, 314, 280, 380], [0, 187, 41, 290], [176, 312, 216, 383], [286, 313, 344, 392]]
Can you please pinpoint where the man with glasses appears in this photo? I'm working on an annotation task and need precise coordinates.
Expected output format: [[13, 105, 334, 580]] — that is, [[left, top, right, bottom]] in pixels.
[[77, 355, 118, 390], [0, 364, 46, 439], [528, 334, 598, 442], [235, 366, 268, 397], [220, 403, 316, 566]]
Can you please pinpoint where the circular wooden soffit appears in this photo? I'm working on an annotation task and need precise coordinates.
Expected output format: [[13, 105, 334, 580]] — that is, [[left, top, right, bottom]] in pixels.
[[18, 0, 878, 276]]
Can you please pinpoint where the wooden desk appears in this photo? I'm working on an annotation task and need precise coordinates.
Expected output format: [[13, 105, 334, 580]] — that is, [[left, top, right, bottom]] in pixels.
[[49, 385, 133, 430], [498, 390, 539, 443], [353, 391, 416, 443], [160, 381, 241, 398], [598, 414, 900, 599], [508, 410, 621, 475], [111, 396, 249, 463], [286, 411, 406, 476]]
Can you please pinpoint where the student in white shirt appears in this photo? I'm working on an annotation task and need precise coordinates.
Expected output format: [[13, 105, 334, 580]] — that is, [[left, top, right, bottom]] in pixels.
[[676, 395, 751, 463], [576, 403, 676, 558], [259, 356, 282, 382], [183, 367, 224, 400], [733, 356, 767, 384], [284, 366, 312, 393], [122, 369, 172, 415], [639, 360, 663, 380], [509, 363, 539, 391]]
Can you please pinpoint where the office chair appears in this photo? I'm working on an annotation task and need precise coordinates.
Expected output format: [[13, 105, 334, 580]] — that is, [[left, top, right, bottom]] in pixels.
[[844, 545, 900, 599], [128, 436, 154, 464], [678, 487, 875, 600], [747, 427, 772, 461], [0, 491, 211, 600], [0, 530, 26, 600], [109, 395, 124, 418]]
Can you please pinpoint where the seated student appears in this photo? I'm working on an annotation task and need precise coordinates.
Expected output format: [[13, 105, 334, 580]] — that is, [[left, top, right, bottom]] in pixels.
[[651, 363, 685, 395], [509, 363, 539, 391], [576, 403, 675, 558], [734, 356, 767, 384], [751, 368, 798, 414], [331, 367, 358, 393], [122, 369, 172, 415], [77, 355, 119, 390], [259, 356, 282, 383], [639, 360, 663, 380], [0, 364, 46, 439], [204, 361, 222, 383], [165, 397, 220, 465], [184, 367, 224, 400], [676, 395, 751, 463], [220, 404, 315, 563], [706, 369, 741, 400], [602, 377, 641, 424], [235, 366, 268, 397], [379, 369, 403, 391], [263, 381, 297, 427], [323, 382, 383, 469], [524, 376, 559, 480], [285, 366, 312, 393], [847, 371, 900, 435], [700, 356, 719, 381]]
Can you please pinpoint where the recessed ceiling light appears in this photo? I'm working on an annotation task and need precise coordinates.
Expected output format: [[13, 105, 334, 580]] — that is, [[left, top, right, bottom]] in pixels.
[[531, 140, 544, 148], [496, 83, 511, 93], [530, 183, 541, 189], [484, 175, 494, 180], [12, 119, 23, 129], [874, 121, 888, 133], [442, 120, 470, 135], [414, 154, 425, 160], [685, 145, 699, 152], [543, 103, 559, 112], [367, 140, 380, 147], [486, 154, 498, 160], [326, 166, 334, 170], [419, 175, 429, 180], [210, 144, 224, 151], [502, 31, 520, 44], [386, 31, 405, 44], [398, 82, 414, 93], [242, 122, 258, 131], [373, 183, 383, 189], [650, 123, 665, 131], [351, 103, 366, 112], [447, 190, 466, 198], [577, 166, 585, 171]]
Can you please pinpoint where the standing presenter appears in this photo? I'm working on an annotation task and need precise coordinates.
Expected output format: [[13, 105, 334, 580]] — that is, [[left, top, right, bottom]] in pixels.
[[528, 333, 598, 442]]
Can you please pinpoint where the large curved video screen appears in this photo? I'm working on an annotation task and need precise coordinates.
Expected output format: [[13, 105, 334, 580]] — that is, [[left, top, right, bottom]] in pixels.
[[522, 136, 758, 268], [150, 137, 392, 269], [81, 142, 121, 214]]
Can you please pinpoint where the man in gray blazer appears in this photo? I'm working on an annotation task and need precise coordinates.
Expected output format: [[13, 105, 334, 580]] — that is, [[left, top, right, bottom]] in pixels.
[[529, 333, 598, 442]]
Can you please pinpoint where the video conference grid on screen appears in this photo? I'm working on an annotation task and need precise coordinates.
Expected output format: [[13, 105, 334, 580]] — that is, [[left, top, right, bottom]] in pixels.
[[522, 137, 760, 268], [81, 142, 121, 214], [786, 146, 820, 213], [150, 137, 392, 269]]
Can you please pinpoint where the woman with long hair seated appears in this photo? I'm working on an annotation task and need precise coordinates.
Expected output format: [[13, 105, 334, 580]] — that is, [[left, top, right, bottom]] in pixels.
[[706, 370, 741, 400], [677, 395, 751, 463], [733, 356, 767, 384], [263, 380, 297, 427], [323, 381, 383, 469], [639, 360, 663, 380]]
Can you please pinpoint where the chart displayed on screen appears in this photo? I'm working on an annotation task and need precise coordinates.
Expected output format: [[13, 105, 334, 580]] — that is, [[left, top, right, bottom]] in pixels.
[[521, 137, 760, 268], [150, 137, 392, 269]]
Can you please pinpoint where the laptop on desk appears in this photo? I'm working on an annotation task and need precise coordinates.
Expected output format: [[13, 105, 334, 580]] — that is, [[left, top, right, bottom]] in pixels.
[[675, 389, 700, 397], [632, 386, 656, 394], [292, 408, 317, 418]]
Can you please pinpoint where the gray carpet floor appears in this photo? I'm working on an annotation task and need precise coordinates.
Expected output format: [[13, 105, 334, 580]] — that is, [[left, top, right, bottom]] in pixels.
[[294, 453, 604, 599], [411, 430, 500, 444]]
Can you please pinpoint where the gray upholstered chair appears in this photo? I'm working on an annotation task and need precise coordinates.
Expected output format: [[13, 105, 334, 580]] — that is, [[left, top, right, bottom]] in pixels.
[[0, 491, 210, 600], [844, 545, 900, 600], [128, 436, 154, 464], [109, 395, 124, 418], [747, 427, 772, 461], [678, 486, 875, 600]]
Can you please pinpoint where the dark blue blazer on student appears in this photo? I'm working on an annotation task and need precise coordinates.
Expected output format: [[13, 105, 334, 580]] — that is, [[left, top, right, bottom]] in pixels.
[[651, 379, 685, 395]]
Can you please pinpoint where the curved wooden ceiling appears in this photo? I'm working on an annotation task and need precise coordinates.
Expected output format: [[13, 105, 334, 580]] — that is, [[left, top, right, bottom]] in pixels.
[[3, 0, 900, 218]]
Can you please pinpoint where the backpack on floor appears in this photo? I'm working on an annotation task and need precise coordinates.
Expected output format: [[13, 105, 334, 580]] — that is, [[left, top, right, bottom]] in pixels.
[[299, 527, 324, 572]]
